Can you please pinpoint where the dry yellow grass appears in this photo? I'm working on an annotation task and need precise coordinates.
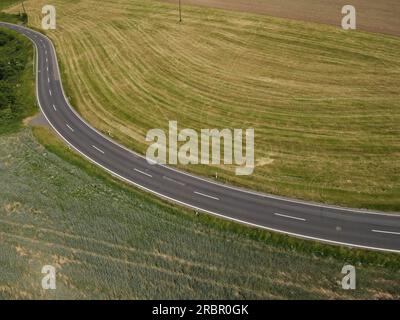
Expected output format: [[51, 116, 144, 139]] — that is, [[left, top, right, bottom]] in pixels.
[[6, 0, 400, 210]]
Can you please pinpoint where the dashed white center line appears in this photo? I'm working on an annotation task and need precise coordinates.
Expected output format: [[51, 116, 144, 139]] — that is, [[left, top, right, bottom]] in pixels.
[[46, 67, 49, 72], [48, 77, 50, 83], [194, 191, 220, 201], [92, 145, 105, 154], [53, 104, 57, 111], [274, 212, 306, 222], [134, 168, 152, 178], [49, 90, 52, 96], [372, 229, 400, 236], [163, 176, 185, 186], [66, 124, 74, 132], [46, 57, 48, 63]]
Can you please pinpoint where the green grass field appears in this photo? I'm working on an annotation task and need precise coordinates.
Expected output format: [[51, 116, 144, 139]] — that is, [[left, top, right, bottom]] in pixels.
[[0, 1, 21, 10], [6, 0, 400, 211], [0, 18, 399, 298], [0, 0, 25, 22], [0, 24, 35, 133]]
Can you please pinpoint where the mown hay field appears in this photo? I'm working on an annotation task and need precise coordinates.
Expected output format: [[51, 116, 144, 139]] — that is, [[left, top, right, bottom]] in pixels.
[[6, 0, 400, 211], [0, 27, 35, 133]]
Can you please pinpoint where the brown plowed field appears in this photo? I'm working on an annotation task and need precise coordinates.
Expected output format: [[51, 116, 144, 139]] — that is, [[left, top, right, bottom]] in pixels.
[[161, 0, 400, 36]]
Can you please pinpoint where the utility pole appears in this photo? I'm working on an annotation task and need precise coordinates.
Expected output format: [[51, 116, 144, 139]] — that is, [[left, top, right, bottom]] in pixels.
[[20, 1, 28, 24], [179, 0, 182, 23], [21, 1, 26, 14]]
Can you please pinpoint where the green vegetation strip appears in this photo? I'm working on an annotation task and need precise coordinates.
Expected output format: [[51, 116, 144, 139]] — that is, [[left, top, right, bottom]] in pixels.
[[0, 26, 35, 134]]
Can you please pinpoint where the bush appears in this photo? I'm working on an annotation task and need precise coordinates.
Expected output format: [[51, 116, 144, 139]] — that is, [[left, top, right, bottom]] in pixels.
[[0, 28, 33, 130]]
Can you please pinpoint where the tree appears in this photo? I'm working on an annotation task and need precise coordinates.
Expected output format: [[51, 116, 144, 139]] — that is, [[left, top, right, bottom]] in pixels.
[[178, 0, 182, 23]]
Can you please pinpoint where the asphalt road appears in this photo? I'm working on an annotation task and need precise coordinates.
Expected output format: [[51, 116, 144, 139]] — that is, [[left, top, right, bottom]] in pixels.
[[2, 22, 400, 253]]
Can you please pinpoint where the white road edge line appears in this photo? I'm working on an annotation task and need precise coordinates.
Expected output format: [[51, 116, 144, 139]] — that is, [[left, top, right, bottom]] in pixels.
[[194, 191, 220, 201], [372, 229, 400, 236], [274, 212, 306, 222], [66, 124, 74, 132], [134, 168, 152, 178], [92, 145, 105, 154], [7, 22, 396, 254]]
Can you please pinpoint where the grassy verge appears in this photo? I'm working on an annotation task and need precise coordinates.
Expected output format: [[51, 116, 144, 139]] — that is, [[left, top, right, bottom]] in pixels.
[[6, 0, 400, 211], [0, 12, 25, 24]]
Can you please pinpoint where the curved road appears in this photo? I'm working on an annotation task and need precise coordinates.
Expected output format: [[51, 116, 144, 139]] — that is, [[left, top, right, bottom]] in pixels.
[[2, 22, 400, 253]]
